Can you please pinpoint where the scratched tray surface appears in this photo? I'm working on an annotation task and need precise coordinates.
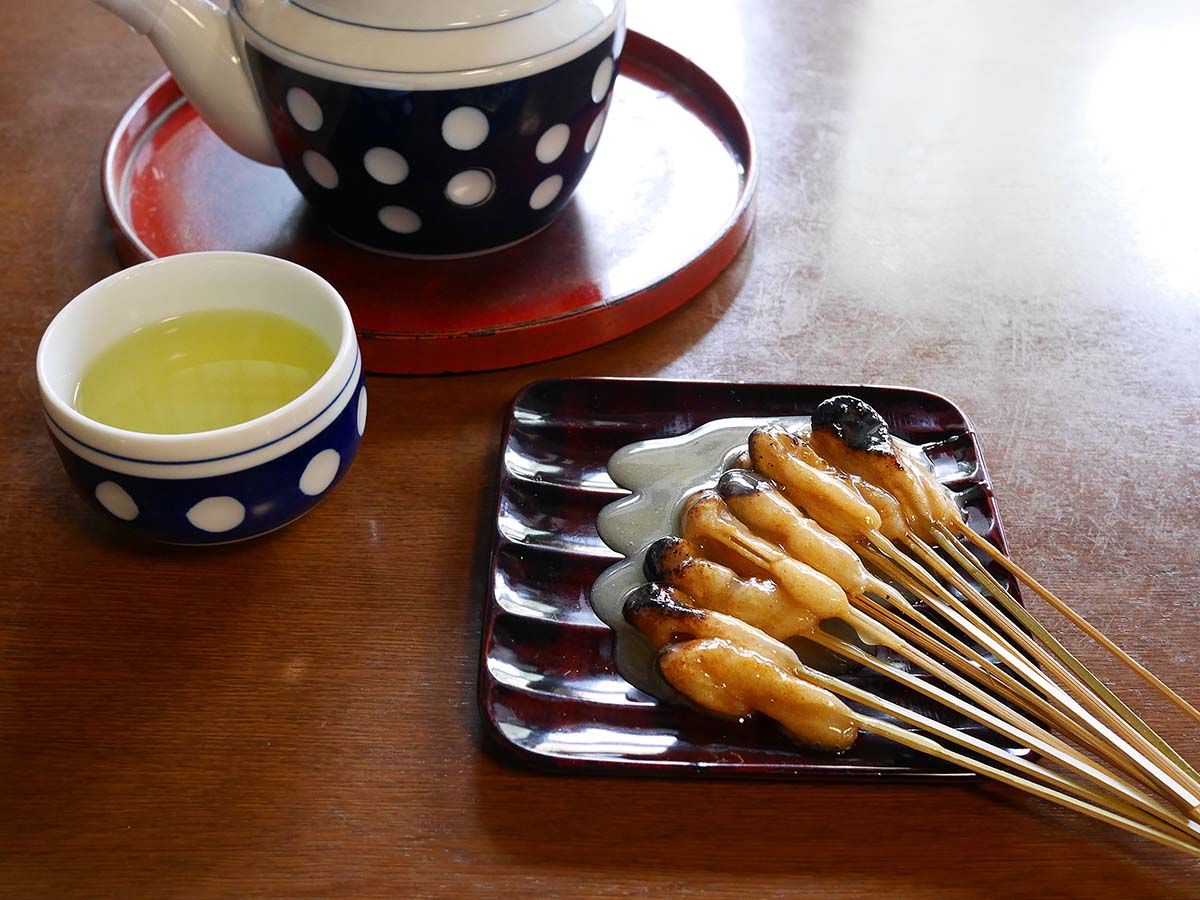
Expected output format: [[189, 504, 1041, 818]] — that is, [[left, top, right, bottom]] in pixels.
[[479, 378, 1021, 775]]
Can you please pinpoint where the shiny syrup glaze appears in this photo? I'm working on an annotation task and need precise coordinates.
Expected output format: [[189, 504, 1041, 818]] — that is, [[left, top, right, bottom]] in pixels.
[[591, 417, 939, 701]]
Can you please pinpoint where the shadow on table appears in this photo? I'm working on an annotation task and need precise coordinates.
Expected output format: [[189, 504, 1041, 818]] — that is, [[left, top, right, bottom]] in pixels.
[[467, 755, 1190, 895]]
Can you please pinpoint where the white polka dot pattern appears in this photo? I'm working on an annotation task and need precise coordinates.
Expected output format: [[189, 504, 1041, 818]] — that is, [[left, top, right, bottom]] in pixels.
[[357, 387, 368, 436], [445, 169, 494, 207], [530, 175, 564, 210], [187, 496, 246, 533], [379, 206, 422, 234], [302, 150, 338, 189], [442, 107, 489, 151], [272, 39, 621, 251], [591, 58, 614, 103], [95, 481, 138, 521], [286, 88, 323, 132], [300, 449, 341, 496], [364, 147, 409, 185], [585, 109, 607, 153], [535, 124, 570, 164]]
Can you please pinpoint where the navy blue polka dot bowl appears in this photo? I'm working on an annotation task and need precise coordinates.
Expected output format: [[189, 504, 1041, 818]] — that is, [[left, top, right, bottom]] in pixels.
[[36, 252, 366, 545], [96, 0, 626, 257]]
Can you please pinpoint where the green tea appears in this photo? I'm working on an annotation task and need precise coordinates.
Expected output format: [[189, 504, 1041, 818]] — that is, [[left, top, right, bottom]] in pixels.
[[74, 308, 335, 434]]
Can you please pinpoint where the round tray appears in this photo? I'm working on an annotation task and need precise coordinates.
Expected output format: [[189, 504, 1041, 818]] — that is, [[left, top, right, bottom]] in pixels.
[[103, 31, 756, 374]]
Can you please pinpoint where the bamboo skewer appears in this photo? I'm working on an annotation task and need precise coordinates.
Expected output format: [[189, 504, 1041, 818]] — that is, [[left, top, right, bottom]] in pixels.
[[863, 535, 1079, 703], [857, 526, 1200, 812], [850, 594, 1120, 748], [803, 629, 1194, 831], [917, 527, 1177, 749], [790, 665, 1200, 855], [860, 534, 1200, 804], [627, 587, 1200, 845], [940, 525, 1200, 734], [935, 526, 1200, 789], [901, 533, 1200, 815], [856, 570, 1150, 758], [682, 478, 1200, 815], [778, 405, 1196, 784], [838, 607, 1101, 764], [862, 550, 1059, 695], [854, 715, 1200, 859], [856, 546, 1181, 778], [860, 575, 1028, 684]]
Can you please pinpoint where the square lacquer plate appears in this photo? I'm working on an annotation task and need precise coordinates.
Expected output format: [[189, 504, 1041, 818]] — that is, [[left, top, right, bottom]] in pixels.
[[478, 378, 1020, 776]]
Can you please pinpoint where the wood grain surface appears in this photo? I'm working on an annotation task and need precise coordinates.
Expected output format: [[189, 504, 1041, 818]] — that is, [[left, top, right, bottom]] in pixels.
[[3, 1, 1199, 897]]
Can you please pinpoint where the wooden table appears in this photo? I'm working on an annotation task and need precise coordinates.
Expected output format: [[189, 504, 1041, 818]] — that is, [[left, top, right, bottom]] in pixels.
[[4, 1, 1200, 896]]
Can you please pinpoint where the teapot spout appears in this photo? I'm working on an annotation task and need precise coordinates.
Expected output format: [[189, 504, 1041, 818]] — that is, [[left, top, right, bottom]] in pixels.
[[94, 0, 280, 166], [93, 0, 164, 32]]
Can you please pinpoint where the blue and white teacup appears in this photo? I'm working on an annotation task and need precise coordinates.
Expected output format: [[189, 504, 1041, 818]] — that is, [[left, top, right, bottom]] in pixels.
[[37, 252, 366, 545]]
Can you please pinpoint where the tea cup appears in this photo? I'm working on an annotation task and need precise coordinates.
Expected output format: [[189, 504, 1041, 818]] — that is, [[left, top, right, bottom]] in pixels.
[[36, 251, 366, 544]]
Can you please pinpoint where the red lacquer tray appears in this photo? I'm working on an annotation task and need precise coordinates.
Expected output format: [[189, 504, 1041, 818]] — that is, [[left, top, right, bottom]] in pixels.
[[103, 32, 756, 374], [479, 378, 1021, 776]]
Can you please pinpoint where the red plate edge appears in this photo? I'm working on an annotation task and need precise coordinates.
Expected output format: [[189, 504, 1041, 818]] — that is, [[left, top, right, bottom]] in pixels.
[[101, 32, 759, 374]]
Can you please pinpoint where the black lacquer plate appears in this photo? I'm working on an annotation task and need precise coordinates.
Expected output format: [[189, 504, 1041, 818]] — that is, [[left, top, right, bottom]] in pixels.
[[478, 378, 1022, 776]]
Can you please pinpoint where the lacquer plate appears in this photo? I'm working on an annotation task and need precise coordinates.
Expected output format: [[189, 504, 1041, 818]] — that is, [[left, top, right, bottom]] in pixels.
[[478, 378, 1022, 776], [102, 32, 756, 374]]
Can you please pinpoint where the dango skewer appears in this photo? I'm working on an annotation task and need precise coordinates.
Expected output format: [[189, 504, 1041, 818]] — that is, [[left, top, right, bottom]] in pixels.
[[641, 541, 1194, 831], [784, 396, 1200, 812], [643, 520, 1195, 830], [744, 421, 1181, 770], [676, 489, 1172, 778], [714, 469, 1105, 737], [622, 586, 1200, 857]]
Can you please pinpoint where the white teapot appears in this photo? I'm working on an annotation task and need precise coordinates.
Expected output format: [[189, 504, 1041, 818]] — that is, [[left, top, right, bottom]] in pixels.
[[95, 0, 626, 255]]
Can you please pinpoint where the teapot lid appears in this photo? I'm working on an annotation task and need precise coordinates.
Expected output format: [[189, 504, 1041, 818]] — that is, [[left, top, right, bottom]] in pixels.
[[296, 0, 566, 30], [233, 0, 624, 90]]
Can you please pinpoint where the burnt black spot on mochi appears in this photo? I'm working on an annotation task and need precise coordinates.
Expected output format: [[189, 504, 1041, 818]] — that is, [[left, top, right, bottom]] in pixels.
[[623, 583, 704, 625], [644, 536, 687, 582], [812, 395, 892, 454], [717, 468, 769, 499]]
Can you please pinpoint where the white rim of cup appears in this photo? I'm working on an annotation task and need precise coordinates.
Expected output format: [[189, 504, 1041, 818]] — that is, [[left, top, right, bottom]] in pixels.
[[36, 251, 357, 465]]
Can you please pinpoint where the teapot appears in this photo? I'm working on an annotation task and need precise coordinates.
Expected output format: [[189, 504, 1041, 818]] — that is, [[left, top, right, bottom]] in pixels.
[[94, 0, 626, 256]]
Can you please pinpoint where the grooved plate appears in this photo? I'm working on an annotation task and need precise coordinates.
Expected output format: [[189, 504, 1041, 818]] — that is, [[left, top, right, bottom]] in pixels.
[[478, 378, 1024, 776]]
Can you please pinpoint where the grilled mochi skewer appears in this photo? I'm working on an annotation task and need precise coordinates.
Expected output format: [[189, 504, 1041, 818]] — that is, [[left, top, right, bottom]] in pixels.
[[643, 532, 1197, 830], [806, 395, 1200, 812], [808, 395, 964, 543], [813, 395, 1200, 733], [747, 425, 905, 543], [714, 469, 1130, 751], [622, 583, 858, 752], [622, 586, 1200, 858], [747, 416, 1200, 816], [667, 491, 1151, 777], [747, 421, 1103, 718]]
